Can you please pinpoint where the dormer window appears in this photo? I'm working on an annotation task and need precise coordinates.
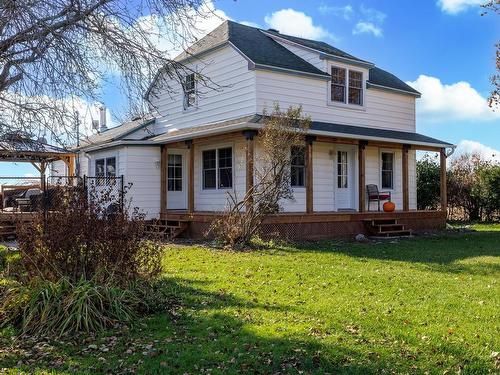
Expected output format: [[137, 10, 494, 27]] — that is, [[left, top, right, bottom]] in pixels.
[[182, 73, 197, 109], [331, 67, 346, 103], [348, 70, 363, 105], [330, 66, 364, 107]]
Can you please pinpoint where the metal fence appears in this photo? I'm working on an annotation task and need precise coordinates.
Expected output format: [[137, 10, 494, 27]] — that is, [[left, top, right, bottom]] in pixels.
[[0, 175, 124, 214]]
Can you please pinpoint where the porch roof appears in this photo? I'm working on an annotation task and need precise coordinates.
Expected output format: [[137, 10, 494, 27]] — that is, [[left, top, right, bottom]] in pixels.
[[151, 114, 453, 149], [0, 133, 73, 163]]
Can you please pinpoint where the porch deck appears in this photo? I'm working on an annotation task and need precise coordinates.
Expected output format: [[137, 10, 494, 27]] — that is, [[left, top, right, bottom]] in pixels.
[[160, 210, 446, 240]]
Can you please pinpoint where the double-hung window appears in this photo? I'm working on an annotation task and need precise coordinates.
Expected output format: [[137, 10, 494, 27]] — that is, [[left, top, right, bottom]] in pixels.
[[381, 152, 394, 189], [183, 73, 197, 109], [202, 147, 233, 189], [348, 70, 363, 105], [290, 146, 306, 187], [331, 67, 346, 103], [330, 66, 364, 106]]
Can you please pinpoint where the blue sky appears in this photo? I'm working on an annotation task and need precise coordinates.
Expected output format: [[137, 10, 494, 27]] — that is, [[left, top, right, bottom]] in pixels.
[[3, 0, 499, 177]]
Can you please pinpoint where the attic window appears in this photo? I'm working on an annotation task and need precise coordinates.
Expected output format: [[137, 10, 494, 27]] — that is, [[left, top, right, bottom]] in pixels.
[[348, 70, 363, 105], [182, 73, 197, 109], [331, 67, 346, 103]]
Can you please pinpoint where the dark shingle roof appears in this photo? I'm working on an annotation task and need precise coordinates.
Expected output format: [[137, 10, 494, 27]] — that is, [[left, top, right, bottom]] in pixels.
[[252, 115, 452, 147], [263, 29, 369, 64], [368, 67, 420, 95], [172, 20, 420, 96]]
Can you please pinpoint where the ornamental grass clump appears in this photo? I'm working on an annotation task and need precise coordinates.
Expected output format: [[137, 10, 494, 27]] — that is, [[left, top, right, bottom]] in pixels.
[[0, 182, 166, 336]]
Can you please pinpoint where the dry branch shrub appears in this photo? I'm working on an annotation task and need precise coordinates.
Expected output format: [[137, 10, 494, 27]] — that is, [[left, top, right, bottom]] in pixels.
[[1, 183, 166, 336], [209, 105, 310, 248], [16, 183, 162, 285]]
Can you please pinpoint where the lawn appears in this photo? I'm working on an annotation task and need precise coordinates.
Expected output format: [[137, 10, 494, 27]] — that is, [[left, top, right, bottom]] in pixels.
[[1, 227, 499, 374]]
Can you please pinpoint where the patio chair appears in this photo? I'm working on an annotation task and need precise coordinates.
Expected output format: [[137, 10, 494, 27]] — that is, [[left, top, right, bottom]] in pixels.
[[366, 184, 391, 212]]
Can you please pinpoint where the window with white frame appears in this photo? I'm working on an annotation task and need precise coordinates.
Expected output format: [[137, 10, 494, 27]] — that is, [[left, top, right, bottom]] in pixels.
[[330, 66, 364, 106], [290, 146, 306, 187], [381, 152, 394, 189], [337, 151, 348, 188], [202, 147, 233, 190], [95, 157, 116, 178], [182, 73, 197, 109], [168, 154, 183, 191], [348, 70, 363, 105], [331, 67, 346, 103]]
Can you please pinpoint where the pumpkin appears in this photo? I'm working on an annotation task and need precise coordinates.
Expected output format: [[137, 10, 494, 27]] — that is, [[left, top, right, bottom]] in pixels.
[[383, 201, 395, 212]]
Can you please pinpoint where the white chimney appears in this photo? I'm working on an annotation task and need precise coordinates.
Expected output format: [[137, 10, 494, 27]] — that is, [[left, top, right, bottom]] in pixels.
[[99, 105, 107, 132]]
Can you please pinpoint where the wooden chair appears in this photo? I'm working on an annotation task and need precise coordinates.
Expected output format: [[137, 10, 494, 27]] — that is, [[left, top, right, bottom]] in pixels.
[[366, 184, 391, 212]]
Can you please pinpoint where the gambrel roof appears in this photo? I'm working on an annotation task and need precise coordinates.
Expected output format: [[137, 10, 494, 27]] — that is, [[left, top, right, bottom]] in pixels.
[[149, 21, 420, 98]]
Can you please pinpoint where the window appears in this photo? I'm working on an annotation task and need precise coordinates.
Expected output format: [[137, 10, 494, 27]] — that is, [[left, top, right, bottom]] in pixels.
[[337, 151, 348, 188], [202, 150, 216, 189], [381, 152, 394, 189], [202, 147, 233, 190], [348, 70, 363, 105], [290, 146, 306, 187], [218, 147, 233, 189], [183, 73, 196, 109], [168, 154, 183, 191], [95, 157, 115, 178], [331, 67, 346, 103]]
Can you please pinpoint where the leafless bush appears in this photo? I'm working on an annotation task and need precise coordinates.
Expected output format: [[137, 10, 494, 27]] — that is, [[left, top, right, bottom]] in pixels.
[[16, 182, 163, 285], [209, 105, 311, 248]]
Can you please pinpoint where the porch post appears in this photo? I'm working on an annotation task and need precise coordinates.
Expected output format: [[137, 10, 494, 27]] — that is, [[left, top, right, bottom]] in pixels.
[[402, 144, 410, 211], [186, 140, 194, 214], [440, 148, 447, 213], [160, 145, 167, 213], [358, 141, 367, 212], [305, 135, 315, 214], [243, 130, 257, 212]]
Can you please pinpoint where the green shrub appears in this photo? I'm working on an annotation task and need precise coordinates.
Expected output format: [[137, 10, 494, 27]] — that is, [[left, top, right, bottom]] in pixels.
[[0, 277, 144, 336]]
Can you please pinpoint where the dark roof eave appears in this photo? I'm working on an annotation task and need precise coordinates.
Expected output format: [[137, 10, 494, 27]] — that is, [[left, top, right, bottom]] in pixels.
[[251, 63, 331, 80], [367, 82, 421, 97]]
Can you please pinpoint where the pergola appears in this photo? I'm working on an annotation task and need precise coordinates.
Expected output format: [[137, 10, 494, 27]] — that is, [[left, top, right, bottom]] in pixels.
[[0, 134, 75, 188]]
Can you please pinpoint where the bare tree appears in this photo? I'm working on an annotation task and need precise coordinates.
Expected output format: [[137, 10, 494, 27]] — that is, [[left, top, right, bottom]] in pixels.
[[482, 1, 500, 107], [208, 105, 311, 248], [0, 0, 221, 145]]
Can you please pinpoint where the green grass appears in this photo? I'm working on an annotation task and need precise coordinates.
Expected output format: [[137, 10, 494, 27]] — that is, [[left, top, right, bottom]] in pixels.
[[1, 230, 500, 374]]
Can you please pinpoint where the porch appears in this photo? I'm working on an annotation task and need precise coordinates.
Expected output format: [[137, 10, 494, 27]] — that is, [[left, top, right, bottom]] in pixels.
[[156, 117, 452, 239]]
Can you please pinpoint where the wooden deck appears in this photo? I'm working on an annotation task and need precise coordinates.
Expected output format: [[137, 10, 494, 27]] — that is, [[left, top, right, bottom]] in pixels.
[[160, 210, 446, 240]]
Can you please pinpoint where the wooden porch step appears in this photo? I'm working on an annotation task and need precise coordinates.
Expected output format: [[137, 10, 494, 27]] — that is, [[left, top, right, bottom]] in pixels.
[[144, 219, 189, 240], [377, 224, 407, 232]]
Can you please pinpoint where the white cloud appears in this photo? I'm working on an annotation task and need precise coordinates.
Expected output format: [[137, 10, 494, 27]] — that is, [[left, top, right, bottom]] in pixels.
[[407, 75, 500, 121], [359, 5, 387, 23], [353, 22, 383, 37], [453, 140, 500, 162], [318, 5, 354, 20], [264, 9, 335, 40], [437, 0, 484, 14]]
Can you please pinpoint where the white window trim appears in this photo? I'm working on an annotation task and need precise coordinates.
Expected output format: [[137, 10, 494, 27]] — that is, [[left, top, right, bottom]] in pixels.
[[182, 71, 198, 112], [94, 154, 118, 178], [199, 142, 235, 191], [379, 149, 395, 191], [290, 145, 307, 189], [327, 63, 367, 111]]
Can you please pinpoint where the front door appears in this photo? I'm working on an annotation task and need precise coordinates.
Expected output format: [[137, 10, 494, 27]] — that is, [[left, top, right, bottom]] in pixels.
[[335, 148, 356, 210], [167, 150, 188, 210]]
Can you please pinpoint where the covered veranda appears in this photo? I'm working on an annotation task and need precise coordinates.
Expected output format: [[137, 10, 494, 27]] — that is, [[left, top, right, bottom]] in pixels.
[[0, 134, 75, 219]]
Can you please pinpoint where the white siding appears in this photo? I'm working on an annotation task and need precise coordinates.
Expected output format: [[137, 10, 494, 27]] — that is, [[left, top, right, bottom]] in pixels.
[[274, 39, 326, 70], [49, 160, 67, 177], [150, 46, 256, 134], [313, 142, 335, 212], [124, 146, 161, 219], [255, 70, 416, 133], [194, 139, 246, 212]]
